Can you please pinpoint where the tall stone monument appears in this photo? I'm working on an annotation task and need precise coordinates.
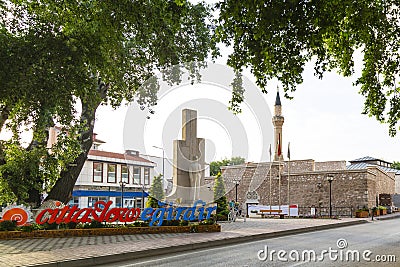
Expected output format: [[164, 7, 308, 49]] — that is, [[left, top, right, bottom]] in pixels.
[[167, 109, 212, 205]]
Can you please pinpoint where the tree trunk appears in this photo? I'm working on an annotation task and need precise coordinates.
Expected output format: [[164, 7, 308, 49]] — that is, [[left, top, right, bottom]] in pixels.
[[26, 188, 42, 208], [45, 80, 108, 204]]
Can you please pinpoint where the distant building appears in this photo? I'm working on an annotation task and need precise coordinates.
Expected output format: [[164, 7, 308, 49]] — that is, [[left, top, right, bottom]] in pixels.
[[221, 92, 398, 215], [47, 127, 156, 209], [71, 148, 155, 209]]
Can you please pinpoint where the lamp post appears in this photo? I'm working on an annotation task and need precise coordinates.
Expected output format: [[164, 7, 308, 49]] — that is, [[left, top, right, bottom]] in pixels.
[[327, 175, 334, 218], [119, 181, 126, 208], [233, 179, 240, 203], [153, 146, 165, 190], [141, 183, 145, 210]]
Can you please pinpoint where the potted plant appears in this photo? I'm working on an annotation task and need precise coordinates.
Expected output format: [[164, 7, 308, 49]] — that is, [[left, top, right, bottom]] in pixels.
[[355, 207, 369, 218], [378, 206, 387, 216]]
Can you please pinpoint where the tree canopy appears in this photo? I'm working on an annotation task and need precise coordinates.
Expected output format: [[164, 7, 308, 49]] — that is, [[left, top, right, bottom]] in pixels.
[[0, 0, 213, 206], [392, 161, 400, 170], [215, 0, 400, 136], [2, 0, 400, 207], [210, 157, 245, 176]]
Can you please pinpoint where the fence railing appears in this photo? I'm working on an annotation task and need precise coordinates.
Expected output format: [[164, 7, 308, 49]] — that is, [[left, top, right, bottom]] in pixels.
[[297, 206, 355, 218]]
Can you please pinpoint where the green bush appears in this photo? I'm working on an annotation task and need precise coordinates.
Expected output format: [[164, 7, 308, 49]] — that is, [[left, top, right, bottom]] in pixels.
[[219, 209, 230, 216], [179, 220, 189, 226], [0, 220, 18, 231], [199, 219, 215, 225], [19, 225, 35, 232], [162, 220, 180, 226], [216, 214, 228, 221], [83, 220, 104, 229]]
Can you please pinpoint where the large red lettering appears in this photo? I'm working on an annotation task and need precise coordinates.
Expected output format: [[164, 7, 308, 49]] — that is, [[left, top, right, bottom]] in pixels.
[[125, 208, 141, 222], [55, 206, 71, 224], [71, 208, 93, 223], [35, 209, 53, 224], [63, 205, 79, 223], [105, 208, 121, 223], [91, 201, 112, 221]]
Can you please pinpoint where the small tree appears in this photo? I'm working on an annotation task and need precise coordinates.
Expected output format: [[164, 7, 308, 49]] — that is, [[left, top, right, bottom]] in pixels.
[[392, 161, 400, 170], [146, 174, 164, 208], [213, 172, 228, 214], [210, 157, 245, 176]]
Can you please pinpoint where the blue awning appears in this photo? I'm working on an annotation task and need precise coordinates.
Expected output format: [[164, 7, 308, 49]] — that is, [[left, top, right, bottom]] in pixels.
[[72, 190, 148, 198]]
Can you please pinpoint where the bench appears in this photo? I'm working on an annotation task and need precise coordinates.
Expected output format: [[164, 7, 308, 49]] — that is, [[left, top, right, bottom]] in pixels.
[[257, 209, 286, 219]]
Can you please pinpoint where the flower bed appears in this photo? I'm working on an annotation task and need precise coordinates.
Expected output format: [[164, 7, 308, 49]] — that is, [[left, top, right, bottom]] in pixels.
[[0, 224, 221, 240]]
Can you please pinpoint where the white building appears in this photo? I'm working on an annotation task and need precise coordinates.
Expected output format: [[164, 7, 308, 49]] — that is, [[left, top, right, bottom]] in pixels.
[[71, 149, 156, 209], [64, 133, 155, 209], [47, 128, 157, 209]]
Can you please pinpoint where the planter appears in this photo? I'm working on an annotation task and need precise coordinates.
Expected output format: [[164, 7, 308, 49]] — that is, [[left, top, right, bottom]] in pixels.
[[379, 209, 387, 216], [355, 211, 369, 218], [0, 224, 221, 240]]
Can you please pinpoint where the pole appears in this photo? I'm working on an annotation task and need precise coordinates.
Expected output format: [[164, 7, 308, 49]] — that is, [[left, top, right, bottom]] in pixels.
[[269, 146, 272, 211], [278, 158, 281, 212], [329, 180, 332, 218], [121, 183, 123, 208], [162, 149, 165, 191], [142, 184, 145, 210], [235, 183, 238, 203], [288, 156, 290, 217]]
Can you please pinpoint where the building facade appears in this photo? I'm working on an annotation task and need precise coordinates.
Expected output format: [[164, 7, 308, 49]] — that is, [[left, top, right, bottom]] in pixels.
[[71, 149, 156, 209], [221, 91, 399, 215]]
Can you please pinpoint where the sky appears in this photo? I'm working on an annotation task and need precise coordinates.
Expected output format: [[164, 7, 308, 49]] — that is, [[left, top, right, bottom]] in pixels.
[[94, 51, 400, 165]]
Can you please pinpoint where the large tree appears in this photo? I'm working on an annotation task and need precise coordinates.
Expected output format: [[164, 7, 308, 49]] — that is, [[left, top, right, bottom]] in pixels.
[[0, 0, 213, 206], [215, 0, 400, 136]]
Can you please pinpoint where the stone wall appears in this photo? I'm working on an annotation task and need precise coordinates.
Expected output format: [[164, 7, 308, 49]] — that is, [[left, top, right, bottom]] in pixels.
[[315, 161, 347, 171], [282, 160, 314, 173], [366, 166, 396, 207], [396, 175, 400, 194], [222, 162, 397, 213]]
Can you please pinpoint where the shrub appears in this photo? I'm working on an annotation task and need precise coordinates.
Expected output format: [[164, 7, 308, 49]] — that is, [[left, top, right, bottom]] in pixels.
[[199, 219, 215, 225], [162, 220, 180, 226], [83, 220, 104, 229], [179, 220, 189, 226], [19, 225, 34, 232], [0, 220, 18, 231], [216, 214, 228, 221]]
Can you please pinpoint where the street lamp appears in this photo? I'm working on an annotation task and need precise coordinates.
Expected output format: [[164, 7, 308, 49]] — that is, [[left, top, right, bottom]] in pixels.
[[141, 183, 145, 210], [119, 181, 126, 208], [233, 179, 240, 203], [153, 146, 165, 190], [327, 175, 334, 218]]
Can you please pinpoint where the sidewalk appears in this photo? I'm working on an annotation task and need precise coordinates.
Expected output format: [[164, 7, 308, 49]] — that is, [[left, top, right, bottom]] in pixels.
[[0, 218, 368, 267]]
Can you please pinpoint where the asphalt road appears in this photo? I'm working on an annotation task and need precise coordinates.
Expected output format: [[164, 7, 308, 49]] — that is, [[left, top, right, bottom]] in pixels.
[[98, 218, 400, 267]]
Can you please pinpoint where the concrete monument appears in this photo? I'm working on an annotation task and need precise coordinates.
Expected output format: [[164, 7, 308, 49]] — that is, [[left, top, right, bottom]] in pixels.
[[167, 109, 213, 205]]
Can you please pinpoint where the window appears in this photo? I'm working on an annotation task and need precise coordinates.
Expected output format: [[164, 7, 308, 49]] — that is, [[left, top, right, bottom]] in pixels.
[[115, 197, 121, 208], [121, 165, 129, 184], [93, 162, 103, 182], [68, 197, 79, 207], [133, 166, 141, 184], [144, 168, 150, 185], [88, 197, 108, 207], [107, 164, 117, 183], [136, 199, 142, 209]]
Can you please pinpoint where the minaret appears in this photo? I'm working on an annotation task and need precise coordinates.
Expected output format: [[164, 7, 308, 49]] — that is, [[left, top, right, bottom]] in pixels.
[[272, 91, 284, 161]]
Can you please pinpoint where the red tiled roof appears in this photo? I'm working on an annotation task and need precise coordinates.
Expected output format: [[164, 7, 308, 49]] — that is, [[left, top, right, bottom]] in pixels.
[[88, 150, 154, 164]]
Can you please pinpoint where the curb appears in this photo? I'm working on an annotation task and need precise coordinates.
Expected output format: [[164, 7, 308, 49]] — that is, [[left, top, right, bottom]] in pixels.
[[28, 220, 368, 267], [375, 213, 400, 221]]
